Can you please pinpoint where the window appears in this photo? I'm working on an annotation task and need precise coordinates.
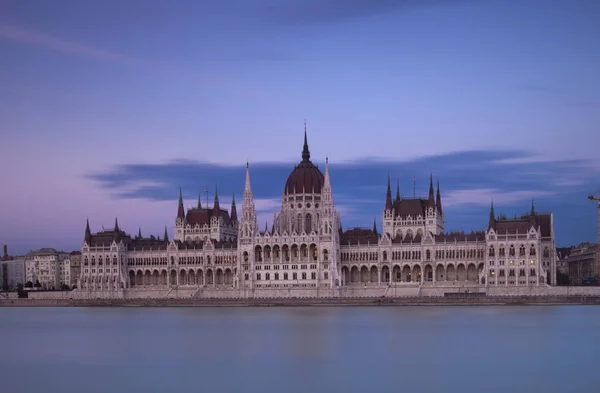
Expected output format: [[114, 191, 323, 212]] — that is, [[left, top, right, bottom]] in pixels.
[[244, 273, 249, 280], [275, 273, 279, 280], [293, 273, 297, 280], [302, 272, 307, 280], [265, 273, 270, 280], [284, 273, 288, 280], [311, 272, 316, 279], [324, 272, 328, 279], [257, 273, 261, 280]]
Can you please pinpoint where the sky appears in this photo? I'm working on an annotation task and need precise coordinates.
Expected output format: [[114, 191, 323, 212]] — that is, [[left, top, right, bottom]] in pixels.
[[0, 0, 599, 254]]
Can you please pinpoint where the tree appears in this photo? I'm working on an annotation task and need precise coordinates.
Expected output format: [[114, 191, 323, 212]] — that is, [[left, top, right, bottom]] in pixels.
[[16, 283, 24, 291], [25, 281, 33, 288], [557, 269, 570, 286], [34, 280, 41, 288], [60, 284, 70, 291]]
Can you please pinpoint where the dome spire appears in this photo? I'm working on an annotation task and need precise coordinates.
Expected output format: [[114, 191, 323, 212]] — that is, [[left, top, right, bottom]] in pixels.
[[302, 120, 310, 162]]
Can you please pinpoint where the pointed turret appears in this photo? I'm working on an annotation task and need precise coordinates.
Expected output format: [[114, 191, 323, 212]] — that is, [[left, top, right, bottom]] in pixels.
[[530, 199, 535, 216], [197, 192, 202, 209], [373, 217, 378, 235], [164, 226, 169, 242], [230, 192, 238, 222], [241, 162, 258, 236], [138, 227, 142, 239], [272, 212, 276, 234], [385, 175, 393, 211], [177, 188, 185, 221], [264, 221, 268, 233], [113, 217, 121, 242], [436, 179, 443, 214], [84, 219, 91, 243], [301, 120, 310, 162], [488, 200, 496, 230], [427, 173, 435, 207], [212, 185, 220, 217], [395, 179, 400, 203]]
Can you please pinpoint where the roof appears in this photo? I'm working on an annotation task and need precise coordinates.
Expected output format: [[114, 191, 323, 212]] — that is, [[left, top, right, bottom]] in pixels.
[[392, 198, 428, 218], [185, 207, 232, 226], [341, 228, 380, 245], [284, 131, 324, 195], [490, 213, 552, 237], [434, 231, 486, 243]]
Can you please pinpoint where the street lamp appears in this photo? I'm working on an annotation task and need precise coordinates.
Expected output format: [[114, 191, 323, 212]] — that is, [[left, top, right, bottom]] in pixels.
[[588, 191, 600, 285]]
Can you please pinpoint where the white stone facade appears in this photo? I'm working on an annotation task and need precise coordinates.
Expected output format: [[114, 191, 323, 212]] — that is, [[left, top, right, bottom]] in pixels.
[[79, 133, 557, 296], [25, 248, 71, 289]]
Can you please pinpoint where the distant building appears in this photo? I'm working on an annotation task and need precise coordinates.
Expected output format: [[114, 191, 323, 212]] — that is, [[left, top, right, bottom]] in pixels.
[[69, 251, 82, 287], [556, 247, 571, 275], [25, 248, 71, 289], [565, 242, 598, 286], [1, 245, 26, 290], [80, 131, 558, 296]]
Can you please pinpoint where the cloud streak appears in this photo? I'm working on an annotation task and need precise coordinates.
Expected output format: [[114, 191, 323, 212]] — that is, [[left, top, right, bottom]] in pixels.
[[264, 0, 472, 26]]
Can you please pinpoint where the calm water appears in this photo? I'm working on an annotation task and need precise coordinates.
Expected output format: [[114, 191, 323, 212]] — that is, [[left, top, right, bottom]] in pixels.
[[1, 306, 599, 393]]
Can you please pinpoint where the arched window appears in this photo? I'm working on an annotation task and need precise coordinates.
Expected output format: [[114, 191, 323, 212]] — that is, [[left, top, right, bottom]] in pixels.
[[488, 246, 495, 257], [297, 214, 302, 233], [426, 249, 431, 260], [243, 251, 249, 262], [383, 251, 388, 261], [305, 213, 312, 234]]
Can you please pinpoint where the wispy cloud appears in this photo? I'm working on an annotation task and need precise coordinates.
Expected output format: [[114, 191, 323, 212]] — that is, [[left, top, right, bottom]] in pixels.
[[263, 0, 472, 26], [443, 189, 555, 208], [0, 24, 141, 65]]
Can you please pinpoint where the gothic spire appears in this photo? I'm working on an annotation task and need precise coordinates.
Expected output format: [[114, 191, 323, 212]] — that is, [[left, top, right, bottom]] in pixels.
[[488, 200, 496, 230], [373, 217, 378, 235], [530, 199, 535, 216], [197, 192, 202, 209], [436, 178, 442, 214], [212, 185, 220, 215], [428, 173, 435, 207], [85, 218, 91, 243], [385, 175, 393, 211], [113, 217, 121, 242], [302, 120, 310, 162], [138, 227, 142, 239], [395, 179, 400, 203], [177, 188, 185, 220], [230, 192, 238, 222], [163, 226, 169, 242]]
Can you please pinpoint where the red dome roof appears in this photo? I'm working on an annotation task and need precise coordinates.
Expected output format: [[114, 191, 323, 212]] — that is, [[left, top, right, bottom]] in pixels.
[[284, 131, 324, 195]]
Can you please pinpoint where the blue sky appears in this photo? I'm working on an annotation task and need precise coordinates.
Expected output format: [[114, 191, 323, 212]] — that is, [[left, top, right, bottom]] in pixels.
[[0, 0, 599, 254]]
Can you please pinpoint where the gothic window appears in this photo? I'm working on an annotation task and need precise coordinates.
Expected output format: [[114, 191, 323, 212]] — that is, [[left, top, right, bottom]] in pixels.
[[284, 273, 288, 280], [293, 272, 297, 280], [302, 272, 307, 280], [324, 272, 328, 279], [323, 250, 329, 261], [426, 250, 431, 260], [305, 213, 312, 234], [519, 245, 526, 256], [311, 272, 316, 279], [265, 273, 270, 280], [509, 245, 515, 256], [529, 246, 536, 256], [543, 248, 550, 258], [499, 246, 505, 257], [257, 273, 261, 280], [297, 214, 302, 233], [488, 246, 495, 257]]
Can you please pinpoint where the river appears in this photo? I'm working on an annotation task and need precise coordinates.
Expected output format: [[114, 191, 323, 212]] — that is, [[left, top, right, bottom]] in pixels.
[[1, 306, 598, 393]]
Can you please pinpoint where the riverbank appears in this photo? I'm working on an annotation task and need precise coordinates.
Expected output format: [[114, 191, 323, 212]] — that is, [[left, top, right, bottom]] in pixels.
[[2, 295, 600, 307]]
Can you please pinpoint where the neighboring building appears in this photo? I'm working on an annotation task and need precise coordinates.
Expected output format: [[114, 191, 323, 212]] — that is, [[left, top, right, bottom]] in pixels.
[[69, 251, 82, 287], [80, 131, 558, 294], [25, 248, 71, 289], [1, 245, 26, 290], [565, 242, 598, 286], [556, 247, 571, 275]]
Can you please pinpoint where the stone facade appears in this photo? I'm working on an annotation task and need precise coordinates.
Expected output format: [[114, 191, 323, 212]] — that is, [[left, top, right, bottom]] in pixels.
[[79, 131, 558, 297], [25, 248, 71, 289], [565, 242, 598, 285]]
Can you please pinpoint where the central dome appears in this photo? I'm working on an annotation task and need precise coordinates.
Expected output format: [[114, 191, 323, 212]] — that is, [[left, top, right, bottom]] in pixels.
[[284, 131, 324, 195]]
